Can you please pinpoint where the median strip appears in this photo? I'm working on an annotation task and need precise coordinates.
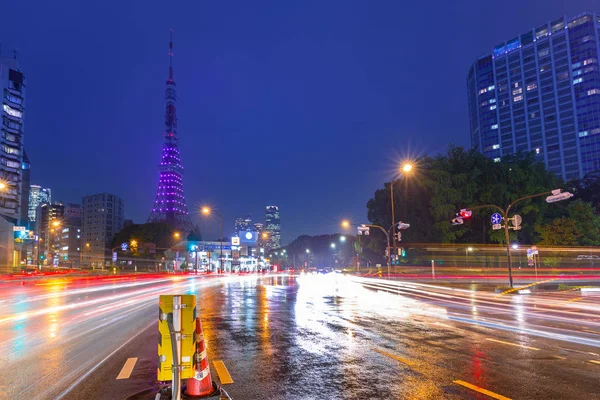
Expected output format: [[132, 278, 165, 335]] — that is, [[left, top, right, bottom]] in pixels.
[[116, 357, 138, 380], [372, 348, 414, 366], [453, 380, 511, 400], [486, 338, 540, 351], [213, 360, 234, 384]]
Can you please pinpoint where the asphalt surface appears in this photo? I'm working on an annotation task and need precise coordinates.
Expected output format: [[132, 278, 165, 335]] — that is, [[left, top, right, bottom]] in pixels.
[[1, 273, 599, 399]]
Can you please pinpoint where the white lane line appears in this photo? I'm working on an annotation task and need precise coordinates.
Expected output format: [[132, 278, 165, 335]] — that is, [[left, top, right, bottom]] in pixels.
[[116, 357, 138, 380], [55, 320, 155, 400]]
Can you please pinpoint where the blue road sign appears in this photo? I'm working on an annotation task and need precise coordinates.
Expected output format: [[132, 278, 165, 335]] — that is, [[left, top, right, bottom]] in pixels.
[[491, 213, 502, 225]]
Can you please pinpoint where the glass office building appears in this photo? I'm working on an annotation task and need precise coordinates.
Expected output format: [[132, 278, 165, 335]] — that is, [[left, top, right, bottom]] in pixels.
[[468, 12, 600, 180]]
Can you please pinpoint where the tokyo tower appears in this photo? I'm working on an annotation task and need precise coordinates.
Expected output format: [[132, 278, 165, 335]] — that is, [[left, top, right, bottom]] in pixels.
[[147, 30, 194, 233]]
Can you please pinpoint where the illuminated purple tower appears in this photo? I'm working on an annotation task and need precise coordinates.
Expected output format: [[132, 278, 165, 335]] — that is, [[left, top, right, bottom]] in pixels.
[[147, 30, 194, 233]]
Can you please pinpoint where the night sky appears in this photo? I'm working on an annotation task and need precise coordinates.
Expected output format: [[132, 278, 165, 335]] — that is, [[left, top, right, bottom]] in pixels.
[[1, 1, 593, 242]]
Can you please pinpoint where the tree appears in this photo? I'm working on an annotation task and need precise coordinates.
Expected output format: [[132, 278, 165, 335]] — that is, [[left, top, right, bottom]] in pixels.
[[111, 222, 182, 256], [536, 200, 600, 246], [366, 146, 559, 245]]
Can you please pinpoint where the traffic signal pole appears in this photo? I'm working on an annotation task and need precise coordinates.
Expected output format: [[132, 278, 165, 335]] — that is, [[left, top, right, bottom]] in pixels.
[[462, 189, 571, 288]]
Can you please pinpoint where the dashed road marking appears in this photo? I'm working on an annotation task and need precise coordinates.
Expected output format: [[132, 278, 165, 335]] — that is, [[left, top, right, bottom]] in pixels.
[[372, 348, 414, 366], [213, 360, 233, 384], [589, 360, 600, 365], [486, 338, 540, 351], [453, 380, 511, 400], [583, 329, 600, 335], [116, 357, 138, 380], [552, 355, 566, 360]]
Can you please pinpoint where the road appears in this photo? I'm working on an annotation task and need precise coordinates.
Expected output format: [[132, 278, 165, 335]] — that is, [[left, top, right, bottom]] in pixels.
[[0, 272, 599, 399]]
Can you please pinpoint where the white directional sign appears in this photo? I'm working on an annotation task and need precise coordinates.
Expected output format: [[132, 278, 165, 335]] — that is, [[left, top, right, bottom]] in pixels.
[[491, 213, 502, 225], [492, 224, 502, 230]]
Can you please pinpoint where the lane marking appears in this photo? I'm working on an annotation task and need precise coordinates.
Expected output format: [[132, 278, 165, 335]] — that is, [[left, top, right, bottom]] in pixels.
[[589, 360, 600, 365], [552, 355, 566, 360], [453, 380, 511, 400], [56, 320, 155, 400], [116, 357, 138, 379], [486, 338, 540, 351], [372, 348, 414, 366], [583, 329, 600, 335], [213, 360, 234, 384], [566, 297, 583, 303]]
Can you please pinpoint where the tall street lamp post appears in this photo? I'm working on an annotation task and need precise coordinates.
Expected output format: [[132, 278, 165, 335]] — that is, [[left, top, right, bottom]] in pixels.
[[202, 206, 224, 273], [390, 163, 413, 261]]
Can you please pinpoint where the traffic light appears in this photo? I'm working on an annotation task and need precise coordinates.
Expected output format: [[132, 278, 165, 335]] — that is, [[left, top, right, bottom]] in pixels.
[[40, 255, 44, 260], [459, 209, 472, 219], [396, 232, 402, 242]]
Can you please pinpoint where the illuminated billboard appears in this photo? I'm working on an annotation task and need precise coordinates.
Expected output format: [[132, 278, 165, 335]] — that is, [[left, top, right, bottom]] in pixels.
[[239, 231, 258, 245]]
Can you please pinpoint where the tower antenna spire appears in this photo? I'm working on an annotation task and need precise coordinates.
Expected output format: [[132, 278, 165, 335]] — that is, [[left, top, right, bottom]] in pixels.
[[169, 29, 173, 81]]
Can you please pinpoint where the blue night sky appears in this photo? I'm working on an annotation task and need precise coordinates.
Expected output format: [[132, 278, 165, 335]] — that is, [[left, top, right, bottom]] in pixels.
[[1, 1, 594, 242]]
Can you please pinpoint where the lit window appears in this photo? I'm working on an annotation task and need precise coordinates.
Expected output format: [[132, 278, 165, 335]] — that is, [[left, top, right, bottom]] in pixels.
[[573, 69, 583, 76], [587, 89, 600, 95], [512, 88, 523, 95], [514, 82, 520, 88], [488, 85, 495, 91], [489, 98, 496, 104], [3, 104, 22, 118], [491, 124, 498, 130], [538, 49, 549, 57], [513, 95, 523, 102], [490, 105, 497, 110], [583, 58, 596, 66], [479, 88, 487, 95], [535, 148, 540, 154], [526, 83, 538, 91], [579, 131, 589, 137], [481, 100, 489, 107], [492, 144, 500, 149], [573, 78, 583, 84], [493, 158, 501, 163]]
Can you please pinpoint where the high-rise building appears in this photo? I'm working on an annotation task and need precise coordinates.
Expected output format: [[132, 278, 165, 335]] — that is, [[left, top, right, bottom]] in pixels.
[[265, 206, 281, 250], [0, 55, 26, 220], [55, 203, 82, 266], [234, 215, 252, 235], [82, 193, 124, 268], [19, 150, 30, 226], [28, 185, 51, 229], [467, 12, 600, 180], [38, 202, 64, 259], [147, 31, 194, 233]]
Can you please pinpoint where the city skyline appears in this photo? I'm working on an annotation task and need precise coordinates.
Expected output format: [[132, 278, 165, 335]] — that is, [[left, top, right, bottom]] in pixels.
[[0, 1, 594, 242]]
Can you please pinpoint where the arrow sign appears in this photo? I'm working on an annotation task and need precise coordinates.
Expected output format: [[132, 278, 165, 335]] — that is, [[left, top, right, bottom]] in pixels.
[[491, 213, 502, 225]]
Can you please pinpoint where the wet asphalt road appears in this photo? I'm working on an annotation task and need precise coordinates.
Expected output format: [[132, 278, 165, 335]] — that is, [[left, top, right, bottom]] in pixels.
[[1, 273, 599, 399]]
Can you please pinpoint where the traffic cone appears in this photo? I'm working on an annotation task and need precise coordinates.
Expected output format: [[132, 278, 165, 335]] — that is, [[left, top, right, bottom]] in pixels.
[[184, 317, 220, 398]]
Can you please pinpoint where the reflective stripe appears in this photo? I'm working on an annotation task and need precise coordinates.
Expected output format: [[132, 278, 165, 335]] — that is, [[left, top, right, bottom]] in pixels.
[[194, 366, 210, 380]]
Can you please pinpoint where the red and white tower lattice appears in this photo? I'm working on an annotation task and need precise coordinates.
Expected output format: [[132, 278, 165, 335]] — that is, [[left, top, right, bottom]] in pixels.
[[147, 30, 194, 233]]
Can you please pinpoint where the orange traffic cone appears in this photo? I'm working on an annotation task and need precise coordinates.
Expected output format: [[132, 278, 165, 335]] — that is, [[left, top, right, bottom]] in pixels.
[[184, 318, 220, 398]]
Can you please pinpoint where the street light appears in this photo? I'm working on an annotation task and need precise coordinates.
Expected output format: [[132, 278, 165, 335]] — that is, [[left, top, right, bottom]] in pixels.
[[391, 162, 414, 259], [330, 243, 336, 249], [340, 235, 346, 242], [201, 206, 224, 273], [341, 220, 350, 229]]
